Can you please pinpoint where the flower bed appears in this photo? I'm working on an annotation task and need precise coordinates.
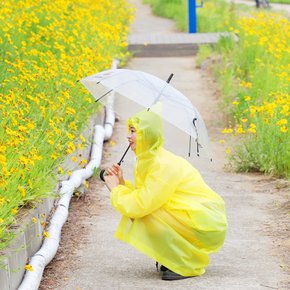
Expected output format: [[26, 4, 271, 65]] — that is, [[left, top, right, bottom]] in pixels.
[[0, 0, 133, 251], [215, 12, 289, 177]]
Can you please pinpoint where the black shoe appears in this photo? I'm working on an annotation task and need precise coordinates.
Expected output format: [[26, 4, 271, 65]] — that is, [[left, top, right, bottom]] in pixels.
[[160, 265, 168, 272], [162, 269, 192, 281], [155, 262, 168, 272]]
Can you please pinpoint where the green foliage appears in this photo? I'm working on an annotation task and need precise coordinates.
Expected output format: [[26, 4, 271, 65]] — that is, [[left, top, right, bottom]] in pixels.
[[196, 45, 213, 67], [270, 0, 290, 3]]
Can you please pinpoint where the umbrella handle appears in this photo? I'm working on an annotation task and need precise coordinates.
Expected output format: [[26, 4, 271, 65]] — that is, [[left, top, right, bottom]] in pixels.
[[117, 144, 131, 165], [100, 144, 131, 182]]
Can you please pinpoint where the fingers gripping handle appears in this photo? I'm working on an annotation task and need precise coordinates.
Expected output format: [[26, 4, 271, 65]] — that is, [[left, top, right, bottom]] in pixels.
[[99, 144, 131, 182]]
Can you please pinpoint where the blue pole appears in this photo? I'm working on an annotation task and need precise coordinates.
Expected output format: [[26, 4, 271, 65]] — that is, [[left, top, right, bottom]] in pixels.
[[188, 0, 197, 33]]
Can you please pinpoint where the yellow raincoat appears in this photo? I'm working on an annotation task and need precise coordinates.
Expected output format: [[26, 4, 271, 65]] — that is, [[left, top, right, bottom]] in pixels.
[[110, 110, 227, 277]]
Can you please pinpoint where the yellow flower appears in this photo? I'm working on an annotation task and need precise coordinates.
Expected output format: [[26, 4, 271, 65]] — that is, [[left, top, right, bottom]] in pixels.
[[18, 185, 26, 197], [66, 132, 75, 140], [0, 218, 4, 224], [11, 208, 18, 215], [241, 118, 248, 123], [66, 148, 73, 155], [248, 128, 256, 134], [67, 142, 76, 151], [80, 159, 87, 165], [84, 181, 89, 188], [27, 122, 35, 129], [51, 153, 58, 160], [219, 139, 226, 144], [58, 166, 65, 174], [18, 125, 28, 132], [225, 148, 231, 154], [263, 118, 269, 124], [0, 154, 7, 165], [222, 128, 233, 134], [237, 126, 245, 134], [66, 107, 76, 115], [280, 126, 288, 133], [109, 140, 116, 146], [0, 145, 7, 153], [276, 119, 287, 126], [32, 217, 37, 223], [24, 264, 34, 272], [232, 101, 239, 106], [80, 134, 86, 142], [244, 96, 251, 101], [240, 81, 252, 88], [71, 156, 78, 162], [43, 231, 50, 238], [68, 170, 72, 176], [281, 105, 289, 115], [69, 122, 77, 130], [28, 179, 33, 189], [0, 197, 5, 205]]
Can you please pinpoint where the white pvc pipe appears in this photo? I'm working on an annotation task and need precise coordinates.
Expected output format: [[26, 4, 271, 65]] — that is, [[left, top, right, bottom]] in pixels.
[[18, 60, 117, 290]]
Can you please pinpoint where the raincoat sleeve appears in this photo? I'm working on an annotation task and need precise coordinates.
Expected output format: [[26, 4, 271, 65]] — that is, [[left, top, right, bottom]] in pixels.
[[124, 180, 134, 189], [110, 163, 179, 219]]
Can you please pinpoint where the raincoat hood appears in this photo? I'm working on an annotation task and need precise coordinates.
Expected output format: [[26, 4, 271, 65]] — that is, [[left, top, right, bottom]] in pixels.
[[127, 107, 164, 160]]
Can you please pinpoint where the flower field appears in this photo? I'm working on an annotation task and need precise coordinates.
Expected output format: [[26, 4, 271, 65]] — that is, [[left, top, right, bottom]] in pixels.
[[0, 0, 133, 250], [216, 12, 289, 177]]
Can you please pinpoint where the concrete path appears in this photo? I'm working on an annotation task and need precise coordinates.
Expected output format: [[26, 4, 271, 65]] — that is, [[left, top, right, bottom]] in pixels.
[[39, 0, 290, 289]]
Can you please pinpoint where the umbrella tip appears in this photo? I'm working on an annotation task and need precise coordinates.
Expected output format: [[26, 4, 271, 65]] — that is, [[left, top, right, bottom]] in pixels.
[[167, 73, 174, 83]]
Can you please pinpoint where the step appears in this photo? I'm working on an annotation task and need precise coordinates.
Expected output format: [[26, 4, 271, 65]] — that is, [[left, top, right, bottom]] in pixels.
[[128, 32, 238, 57]]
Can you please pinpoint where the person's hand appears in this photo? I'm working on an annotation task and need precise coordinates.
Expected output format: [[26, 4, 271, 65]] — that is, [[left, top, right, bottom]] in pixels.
[[105, 164, 125, 185], [104, 174, 120, 191]]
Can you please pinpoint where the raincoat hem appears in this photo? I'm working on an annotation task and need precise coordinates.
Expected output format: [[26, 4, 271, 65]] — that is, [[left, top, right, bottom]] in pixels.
[[114, 231, 206, 277]]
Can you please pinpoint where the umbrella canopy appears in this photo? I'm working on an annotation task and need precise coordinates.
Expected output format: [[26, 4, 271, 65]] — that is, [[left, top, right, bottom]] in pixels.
[[80, 68, 212, 159]]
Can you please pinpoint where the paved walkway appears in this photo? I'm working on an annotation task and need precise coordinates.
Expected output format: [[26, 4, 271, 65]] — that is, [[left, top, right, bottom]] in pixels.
[[39, 0, 289, 289]]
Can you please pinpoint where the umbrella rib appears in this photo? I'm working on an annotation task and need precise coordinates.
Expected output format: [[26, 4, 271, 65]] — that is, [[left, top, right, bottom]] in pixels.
[[192, 118, 200, 157], [148, 74, 174, 108], [95, 89, 113, 102]]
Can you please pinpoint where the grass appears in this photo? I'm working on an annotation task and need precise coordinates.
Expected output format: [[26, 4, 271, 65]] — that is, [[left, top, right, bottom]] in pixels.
[[271, 0, 290, 3]]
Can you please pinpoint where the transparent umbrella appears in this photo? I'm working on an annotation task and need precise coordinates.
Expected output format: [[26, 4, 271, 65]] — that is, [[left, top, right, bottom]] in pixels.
[[80, 68, 212, 161]]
